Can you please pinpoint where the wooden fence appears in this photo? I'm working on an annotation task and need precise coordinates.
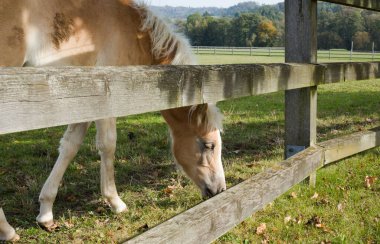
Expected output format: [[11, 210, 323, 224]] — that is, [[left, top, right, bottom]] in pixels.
[[193, 46, 380, 61], [0, 0, 379, 243]]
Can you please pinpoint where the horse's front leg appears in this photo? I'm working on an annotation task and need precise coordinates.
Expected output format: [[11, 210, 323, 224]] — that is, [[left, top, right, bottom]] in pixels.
[[95, 118, 127, 213], [37, 122, 90, 228], [0, 208, 19, 241]]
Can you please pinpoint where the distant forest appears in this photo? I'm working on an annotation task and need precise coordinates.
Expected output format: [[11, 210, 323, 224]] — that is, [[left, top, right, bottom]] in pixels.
[[152, 2, 380, 50]]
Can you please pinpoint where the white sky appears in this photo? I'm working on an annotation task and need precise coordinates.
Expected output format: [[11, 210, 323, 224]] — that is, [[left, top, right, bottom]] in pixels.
[[148, 0, 283, 8]]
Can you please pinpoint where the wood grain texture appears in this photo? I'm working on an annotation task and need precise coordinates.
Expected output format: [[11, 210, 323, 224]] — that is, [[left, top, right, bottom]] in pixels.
[[125, 127, 380, 243], [0, 63, 379, 134], [321, 0, 380, 11], [284, 0, 318, 186], [319, 127, 380, 165]]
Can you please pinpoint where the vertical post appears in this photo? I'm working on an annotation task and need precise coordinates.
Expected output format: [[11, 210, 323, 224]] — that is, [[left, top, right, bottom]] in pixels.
[[372, 42, 375, 61], [350, 41, 353, 61], [285, 0, 318, 187]]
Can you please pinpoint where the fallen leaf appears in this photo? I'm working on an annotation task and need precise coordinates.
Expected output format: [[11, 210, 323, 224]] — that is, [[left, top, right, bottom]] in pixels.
[[337, 203, 344, 212], [306, 216, 322, 227], [365, 176, 377, 189], [256, 223, 267, 235], [290, 192, 297, 199], [284, 216, 292, 224], [311, 192, 319, 199], [365, 118, 373, 123], [321, 240, 332, 244], [66, 194, 77, 202], [64, 221, 74, 229], [164, 185, 177, 196]]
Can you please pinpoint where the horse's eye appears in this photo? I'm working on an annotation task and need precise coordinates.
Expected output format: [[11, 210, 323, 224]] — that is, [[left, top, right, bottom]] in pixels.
[[204, 142, 215, 151]]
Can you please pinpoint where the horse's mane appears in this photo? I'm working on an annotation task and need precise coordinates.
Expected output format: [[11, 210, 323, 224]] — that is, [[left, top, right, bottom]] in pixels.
[[133, 2, 222, 133], [132, 2, 196, 65]]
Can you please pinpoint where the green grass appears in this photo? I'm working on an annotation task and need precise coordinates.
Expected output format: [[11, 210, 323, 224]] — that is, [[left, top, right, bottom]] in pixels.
[[0, 55, 379, 243]]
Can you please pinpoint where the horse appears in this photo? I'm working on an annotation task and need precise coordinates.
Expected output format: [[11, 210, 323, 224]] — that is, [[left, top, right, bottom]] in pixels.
[[0, 0, 226, 241]]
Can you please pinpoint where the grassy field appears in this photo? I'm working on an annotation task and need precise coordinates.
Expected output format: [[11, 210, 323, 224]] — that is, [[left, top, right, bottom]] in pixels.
[[0, 55, 379, 243]]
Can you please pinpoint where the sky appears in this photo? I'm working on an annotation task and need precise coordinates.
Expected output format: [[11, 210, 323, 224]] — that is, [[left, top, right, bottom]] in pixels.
[[148, 0, 283, 8]]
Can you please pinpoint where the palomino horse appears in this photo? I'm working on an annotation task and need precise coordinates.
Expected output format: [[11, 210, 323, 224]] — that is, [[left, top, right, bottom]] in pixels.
[[0, 0, 226, 241]]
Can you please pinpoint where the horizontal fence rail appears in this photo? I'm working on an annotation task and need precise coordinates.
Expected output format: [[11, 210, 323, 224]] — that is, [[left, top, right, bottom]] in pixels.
[[322, 0, 380, 11], [1, 62, 380, 135], [125, 127, 380, 243]]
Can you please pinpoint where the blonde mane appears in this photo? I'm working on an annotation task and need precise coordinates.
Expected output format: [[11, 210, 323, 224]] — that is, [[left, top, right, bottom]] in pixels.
[[133, 2, 196, 65], [133, 2, 222, 133]]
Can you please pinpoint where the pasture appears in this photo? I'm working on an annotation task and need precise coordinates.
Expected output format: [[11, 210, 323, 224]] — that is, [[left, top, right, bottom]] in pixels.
[[0, 54, 379, 243]]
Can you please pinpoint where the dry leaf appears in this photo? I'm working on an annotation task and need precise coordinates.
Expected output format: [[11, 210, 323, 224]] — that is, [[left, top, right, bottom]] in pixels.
[[337, 203, 344, 212], [295, 214, 303, 224], [164, 185, 177, 196], [365, 176, 377, 189], [365, 118, 373, 123], [306, 216, 322, 226], [290, 192, 297, 198], [311, 192, 319, 199], [256, 223, 267, 235], [284, 216, 292, 224], [64, 221, 74, 229], [66, 194, 77, 202]]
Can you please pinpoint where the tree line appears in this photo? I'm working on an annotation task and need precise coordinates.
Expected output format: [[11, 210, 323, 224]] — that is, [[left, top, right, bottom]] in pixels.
[[172, 3, 380, 50]]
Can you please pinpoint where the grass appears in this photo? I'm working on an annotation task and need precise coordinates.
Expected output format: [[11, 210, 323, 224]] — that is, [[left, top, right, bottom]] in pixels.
[[0, 55, 379, 243]]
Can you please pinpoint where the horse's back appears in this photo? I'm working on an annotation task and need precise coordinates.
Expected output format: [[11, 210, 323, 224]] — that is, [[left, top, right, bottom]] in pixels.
[[0, 0, 155, 67]]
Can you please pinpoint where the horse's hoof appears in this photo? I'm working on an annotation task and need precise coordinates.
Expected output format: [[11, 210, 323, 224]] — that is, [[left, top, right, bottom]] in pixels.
[[0, 232, 19, 242], [10, 233, 20, 242], [38, 220, 59, 232], [112, 202, 128, 214], [109, 198, 128, 214]]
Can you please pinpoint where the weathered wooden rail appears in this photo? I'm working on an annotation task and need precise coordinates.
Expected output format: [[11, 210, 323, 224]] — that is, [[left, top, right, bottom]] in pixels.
[[1, 62, 379, 135]]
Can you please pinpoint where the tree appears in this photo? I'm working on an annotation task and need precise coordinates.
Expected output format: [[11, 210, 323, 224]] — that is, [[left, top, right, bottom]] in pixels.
[[256, 20, 278, 46], [353, 31, 371, 50], [318, 31, 344, 49], [230, 13, 261, 47]]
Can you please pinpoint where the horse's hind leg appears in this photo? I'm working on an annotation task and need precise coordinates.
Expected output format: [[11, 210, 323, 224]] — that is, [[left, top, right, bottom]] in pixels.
[[0, 208, 19, 241], [37, 122, 90, 227], [95, 118, 127, 213]]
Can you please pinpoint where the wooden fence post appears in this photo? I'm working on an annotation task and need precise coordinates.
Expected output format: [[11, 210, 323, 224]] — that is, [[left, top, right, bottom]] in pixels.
[[285, 0, 318, 187], [372, 42, 375, 61], [350, 41, 353, 61]]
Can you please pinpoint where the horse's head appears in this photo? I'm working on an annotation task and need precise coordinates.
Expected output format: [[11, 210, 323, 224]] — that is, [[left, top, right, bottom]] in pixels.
[[162, 105, 226, 198]]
